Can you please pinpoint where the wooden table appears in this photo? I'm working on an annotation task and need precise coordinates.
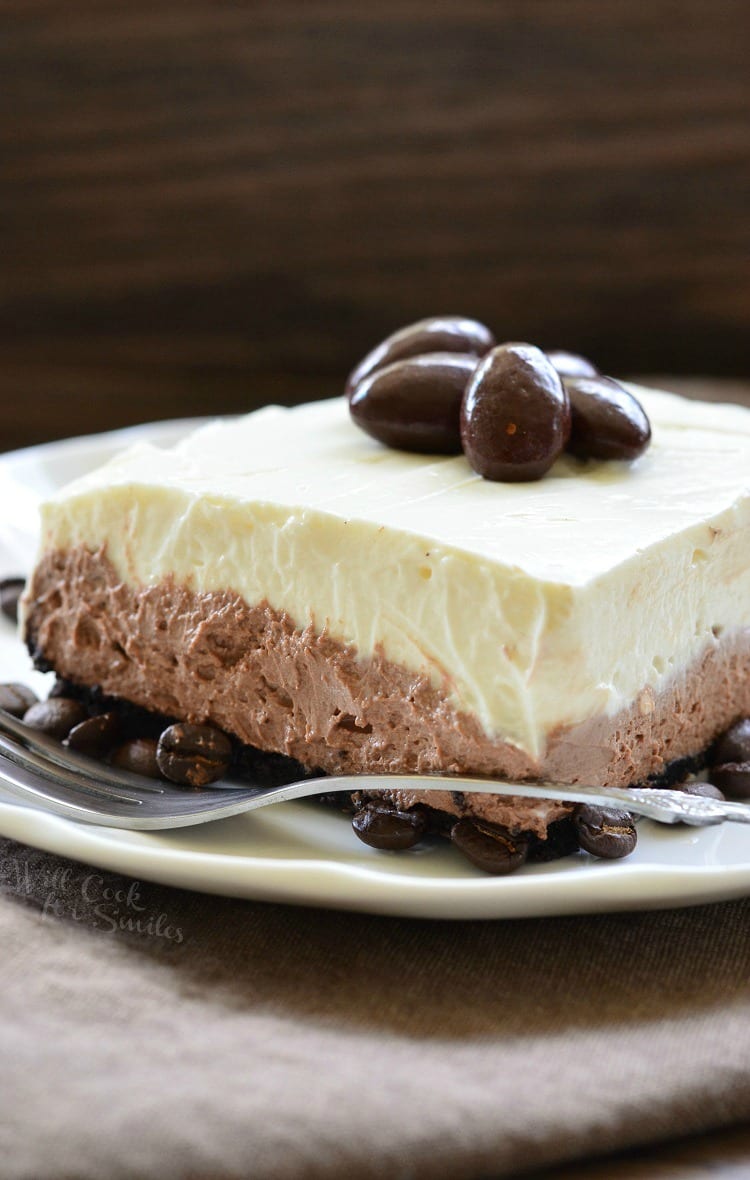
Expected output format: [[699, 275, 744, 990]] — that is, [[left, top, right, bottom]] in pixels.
[[2, 1, 749, 451]]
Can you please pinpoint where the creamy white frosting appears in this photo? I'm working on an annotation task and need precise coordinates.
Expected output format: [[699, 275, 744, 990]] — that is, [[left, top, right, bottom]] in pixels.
[[32, 386, 750, 758]]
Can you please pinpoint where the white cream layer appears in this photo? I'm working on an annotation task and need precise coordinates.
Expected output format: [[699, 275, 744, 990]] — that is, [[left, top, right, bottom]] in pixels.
[[31, 387, 750, 759]]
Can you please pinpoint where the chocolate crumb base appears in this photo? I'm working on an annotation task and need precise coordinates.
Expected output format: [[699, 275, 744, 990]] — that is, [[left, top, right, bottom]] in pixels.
[[646, 751, 706, 787], [526, 817, 580, 863]]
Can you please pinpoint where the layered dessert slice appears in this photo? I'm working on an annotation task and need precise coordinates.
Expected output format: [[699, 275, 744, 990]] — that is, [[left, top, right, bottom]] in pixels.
[[21, 386, 750, 845]]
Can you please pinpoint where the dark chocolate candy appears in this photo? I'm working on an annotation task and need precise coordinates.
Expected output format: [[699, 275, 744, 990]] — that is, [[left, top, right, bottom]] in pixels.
[[346, 316, 494, 398], [546, 350, 599, 379], [564, 376, 651, 461], [461, 343, 570, 481], [350, 352, 477, 453]]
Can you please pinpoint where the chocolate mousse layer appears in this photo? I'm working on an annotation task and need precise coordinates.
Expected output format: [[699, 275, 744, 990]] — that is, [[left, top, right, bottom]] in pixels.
[[24, 546, 750, 838]]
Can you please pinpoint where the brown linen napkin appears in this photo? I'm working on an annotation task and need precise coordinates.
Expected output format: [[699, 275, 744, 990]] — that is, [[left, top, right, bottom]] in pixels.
[[2, 836, 750, 1180]]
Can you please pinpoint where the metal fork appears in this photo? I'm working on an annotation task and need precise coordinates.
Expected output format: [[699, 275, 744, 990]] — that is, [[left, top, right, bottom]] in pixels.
[[0, 707, 748, 831]]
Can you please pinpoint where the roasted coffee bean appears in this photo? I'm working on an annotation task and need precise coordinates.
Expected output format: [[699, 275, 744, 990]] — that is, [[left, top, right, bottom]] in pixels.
[[352, 801, 427, 850], [712, 718, 750, 766], [23, 697, 88, 741], [460, 343, 570, 481], [156, 722, 233, 787], [350, 353, 477, 454], [546, 350, 599, 379], [450, 817, 528, 874], [65, 711, 120, 757], [111, 738, 162, 780], [678, 780, 725, 801], [564, 376, 651, 461], [0, 577, 25, 624], [708, 762, 750, 800], [574, 805, 637, 859], [0, 682, 38, 718], [345, 316, 495, 398]]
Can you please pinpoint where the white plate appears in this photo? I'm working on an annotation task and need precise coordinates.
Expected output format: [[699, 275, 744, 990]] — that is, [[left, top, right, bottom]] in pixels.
[[1, 422, 750, 920]]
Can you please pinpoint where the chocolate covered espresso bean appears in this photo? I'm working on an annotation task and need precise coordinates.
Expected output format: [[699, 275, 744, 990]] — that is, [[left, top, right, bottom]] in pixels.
[[156, 723, 232, 787], [546, 350, 599, 379], [350, 352, 476, 453], [461, 343, 570, 481], [345, 316, 495, 398], [564, 376, 651, 461]]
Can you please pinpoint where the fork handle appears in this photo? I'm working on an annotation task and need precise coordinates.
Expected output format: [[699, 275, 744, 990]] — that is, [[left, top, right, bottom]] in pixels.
[[298, 775, 744, 827]]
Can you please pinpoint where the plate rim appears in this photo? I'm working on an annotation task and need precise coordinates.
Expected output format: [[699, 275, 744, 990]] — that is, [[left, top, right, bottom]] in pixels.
[[2, 795, 750, 919]]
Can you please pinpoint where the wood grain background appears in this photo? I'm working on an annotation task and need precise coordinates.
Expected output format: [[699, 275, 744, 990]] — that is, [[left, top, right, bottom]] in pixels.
[[1, 0, 749, 449]]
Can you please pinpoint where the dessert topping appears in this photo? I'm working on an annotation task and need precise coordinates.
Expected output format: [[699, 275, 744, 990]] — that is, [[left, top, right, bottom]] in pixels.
[[345, 315, 494, 398], [349, 352, 474, 454], [546, 350, 600, 379], [460, 343, 571, 482], [347, 322, 651, 480], [565, 375, 652, 461]]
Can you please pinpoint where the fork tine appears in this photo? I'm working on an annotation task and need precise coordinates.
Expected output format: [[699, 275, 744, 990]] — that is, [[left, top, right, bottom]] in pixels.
[[0, 732, 147, 803], [0, 740, 272, 829], [0, 706, 166, 794], [0, 750, 147, 820]]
